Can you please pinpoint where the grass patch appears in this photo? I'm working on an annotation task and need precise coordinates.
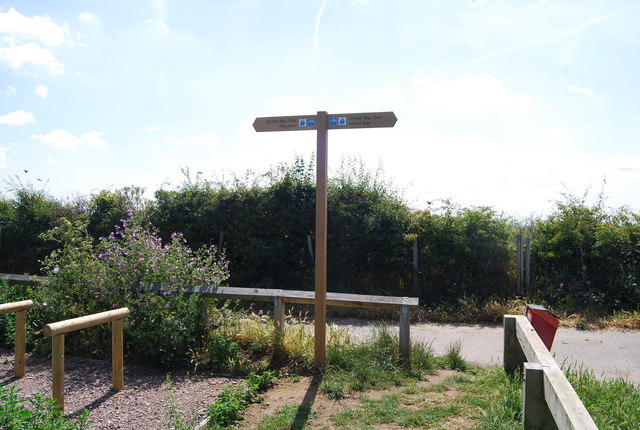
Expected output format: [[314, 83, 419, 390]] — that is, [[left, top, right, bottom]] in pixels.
[[328, 366, 521, 429], [332, 393, 462, 429], [566, 364, 640, 429], [206, 370, 278, 429], [206, 306, 640, 429], [438, 340, 468, 372], [605, 309, 640, 330], [320, 325, 437, 399], [255, 404, 316, 430]]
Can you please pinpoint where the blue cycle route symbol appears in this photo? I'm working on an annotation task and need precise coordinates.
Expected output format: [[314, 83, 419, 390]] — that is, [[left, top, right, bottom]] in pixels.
[[329, 117, 338, 126], [339, 117, 347, 126], [307, 118, 316, 127], [298, 119, 307, 127]]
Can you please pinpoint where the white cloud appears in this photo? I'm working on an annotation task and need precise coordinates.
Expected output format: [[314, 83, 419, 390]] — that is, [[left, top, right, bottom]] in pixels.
[[35, 84, 48, 99], [413, 73, 533, 117], [78, 12, 98, 23], [0, 149, 6, 168], [80, 131, 109, 148], [31, 129, 83, 150], [0, 110, 35, 125], [31, 129, 109, 151], [0, 42, 65, 74], [0, 8, 70, 46], [145, 19, 172, 35], [145, 125, 163, 132], [566, 84, 594, 96], [2, 85, 16, 96]]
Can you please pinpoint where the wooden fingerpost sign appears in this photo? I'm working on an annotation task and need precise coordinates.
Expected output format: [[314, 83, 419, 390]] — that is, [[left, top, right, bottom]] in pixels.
[[253, 111, 397, 368]]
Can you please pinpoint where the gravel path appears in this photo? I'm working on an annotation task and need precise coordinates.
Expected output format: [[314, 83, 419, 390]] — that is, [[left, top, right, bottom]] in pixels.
[[331, 319, 640, 386], [0, 348, 234, 429]]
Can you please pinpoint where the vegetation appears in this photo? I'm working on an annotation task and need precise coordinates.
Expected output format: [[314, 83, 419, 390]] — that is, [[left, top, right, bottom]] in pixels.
[[0, 385, 91, 429], [235, 319, 640, 429], [2, 159, 639, 316], [1, 161, 639, 428], [530, 190, 640, 313], [207, 370, 277, 429]]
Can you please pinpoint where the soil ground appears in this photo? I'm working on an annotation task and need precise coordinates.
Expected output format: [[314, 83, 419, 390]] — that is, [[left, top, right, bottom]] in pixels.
[[0, 348, 233, 429], [239, 369, 474, 430]]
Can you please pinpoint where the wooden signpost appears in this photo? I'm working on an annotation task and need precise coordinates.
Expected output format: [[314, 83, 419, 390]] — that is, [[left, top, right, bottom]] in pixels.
[[254, 110, 397, 367]]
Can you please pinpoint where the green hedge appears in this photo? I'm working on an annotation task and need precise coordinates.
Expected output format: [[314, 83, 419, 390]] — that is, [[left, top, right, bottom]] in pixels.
[[1, 160, 639, 312]]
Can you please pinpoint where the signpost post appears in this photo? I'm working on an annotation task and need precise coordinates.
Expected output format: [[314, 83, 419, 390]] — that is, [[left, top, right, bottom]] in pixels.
[[253, 110, 397, 368]]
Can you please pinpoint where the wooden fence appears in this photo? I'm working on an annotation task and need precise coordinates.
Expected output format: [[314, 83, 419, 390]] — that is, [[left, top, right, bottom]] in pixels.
[[43, 308, 130, 413], [0, 300, 33, 377], [504, 315, 598, 430], [152, 285, 419, 362]]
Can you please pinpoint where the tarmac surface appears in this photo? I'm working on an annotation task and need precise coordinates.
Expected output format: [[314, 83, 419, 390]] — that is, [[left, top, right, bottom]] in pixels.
[[331, 319, 640, 387]]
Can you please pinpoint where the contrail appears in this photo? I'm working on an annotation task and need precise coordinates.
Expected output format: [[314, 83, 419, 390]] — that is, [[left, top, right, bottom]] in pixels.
[[309, 0, 330, 84], [431, 2, 640, 78]]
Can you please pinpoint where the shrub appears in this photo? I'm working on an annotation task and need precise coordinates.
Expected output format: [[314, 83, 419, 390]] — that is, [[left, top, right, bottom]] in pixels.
[[531, 191, 640, 312], [0, 385, 91, 429], [37, 212, 230, 368], [0, 279, 36, 348], [412, 202, 515, 303]]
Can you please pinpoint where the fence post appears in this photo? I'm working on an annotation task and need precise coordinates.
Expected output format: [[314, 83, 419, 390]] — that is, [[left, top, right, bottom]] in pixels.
[[14, 310, 27, 377], [399, 297, 410, 363], [525, 236, 531, 294], [52, 334, 65, 412], [112, 318, 124, 391], [503, 315, 526, 375], [516, 234, 523, 294], [0, 300, 34, 378], [273, 289, 284, 333], [412, 238, 419, 295], [523, 362, 557, 429]]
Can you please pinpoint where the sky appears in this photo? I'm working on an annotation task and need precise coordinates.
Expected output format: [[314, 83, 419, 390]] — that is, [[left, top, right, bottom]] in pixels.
[[1, 0, 639, 218]]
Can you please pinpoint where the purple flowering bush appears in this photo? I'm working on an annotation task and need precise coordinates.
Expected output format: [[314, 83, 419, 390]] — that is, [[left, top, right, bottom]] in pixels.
[[37, 213, 230, 368]]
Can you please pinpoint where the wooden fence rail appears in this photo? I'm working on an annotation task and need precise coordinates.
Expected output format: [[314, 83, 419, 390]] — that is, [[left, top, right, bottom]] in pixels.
[[504, 315, 598, 430], [43, 308, 130, 414], [0, 273, 49, 283], [0, 300, 34, 377], [150, 285, 419, 362]]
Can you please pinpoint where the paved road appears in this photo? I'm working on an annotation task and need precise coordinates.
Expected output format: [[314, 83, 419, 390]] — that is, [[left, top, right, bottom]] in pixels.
[[330, 319, 640, 387]]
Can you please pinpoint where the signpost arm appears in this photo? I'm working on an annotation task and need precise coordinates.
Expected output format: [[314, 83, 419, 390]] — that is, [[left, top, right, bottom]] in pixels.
[[314, 111, 328, 368]]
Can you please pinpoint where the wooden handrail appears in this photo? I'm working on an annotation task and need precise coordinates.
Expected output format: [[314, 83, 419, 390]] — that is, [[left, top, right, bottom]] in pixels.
[[0, 273, 49, 284], [43, 308, 130, 337], [504, 315, 598, 430], [43, 307, 129, 413], [0, 300, 33, 378], [149, 284, 419, 309], [0, 299, 33, 314]]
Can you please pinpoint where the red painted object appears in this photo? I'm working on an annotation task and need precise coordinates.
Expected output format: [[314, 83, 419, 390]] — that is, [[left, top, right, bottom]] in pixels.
[[524, 304, 560, 351]]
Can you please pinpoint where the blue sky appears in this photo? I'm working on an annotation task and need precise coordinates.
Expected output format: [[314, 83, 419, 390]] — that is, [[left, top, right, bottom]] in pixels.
[[1, 0, 639, 217]]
